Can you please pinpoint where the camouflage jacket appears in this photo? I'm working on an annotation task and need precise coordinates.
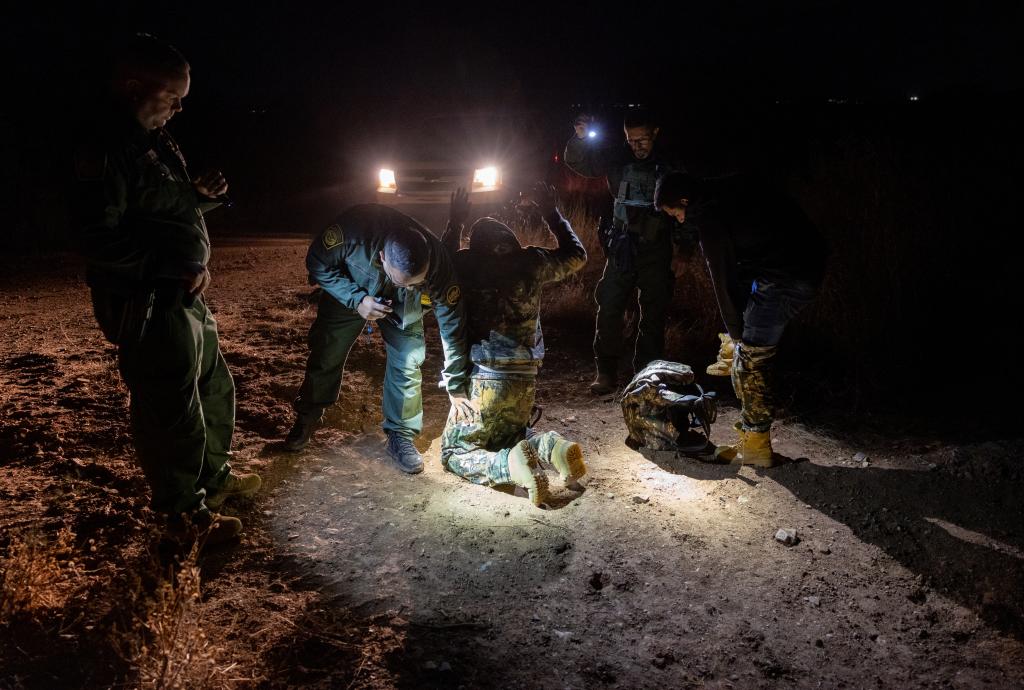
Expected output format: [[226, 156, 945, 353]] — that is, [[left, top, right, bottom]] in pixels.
[[72, 108, 221, 285], [564, 135, 684, 244], [443, 209, 586, 370], [306, 203, 469, 393]]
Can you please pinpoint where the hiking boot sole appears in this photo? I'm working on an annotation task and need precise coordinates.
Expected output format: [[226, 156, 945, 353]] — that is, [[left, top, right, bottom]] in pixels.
[[552, 440, 587, 482]]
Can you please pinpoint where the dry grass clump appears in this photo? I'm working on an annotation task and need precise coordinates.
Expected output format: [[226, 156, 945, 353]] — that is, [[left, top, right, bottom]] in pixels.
[[559, 195, 605, 266], [0, 527, 80, 621], [113, 541, 229, 690]]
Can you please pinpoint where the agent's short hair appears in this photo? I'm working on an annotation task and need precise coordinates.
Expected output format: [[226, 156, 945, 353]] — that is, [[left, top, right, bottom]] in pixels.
[[654, 172, 701, 210], [383, 229, 430, 276], [114, 33, 189, 83], [623, 107, 657, 130]]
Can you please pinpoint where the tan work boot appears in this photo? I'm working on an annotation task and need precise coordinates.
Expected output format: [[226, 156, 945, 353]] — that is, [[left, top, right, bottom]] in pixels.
[[198, 512, 244, 547], [714, 421, 745, 463], [507, 440, 550, 507], [737, 430, 774, 467], [168, 511, 243, 548], [706, 333, 735, 377], [714, 422, 776, 467], [549, 438, 587, 483], [206, 472, 262, 510]]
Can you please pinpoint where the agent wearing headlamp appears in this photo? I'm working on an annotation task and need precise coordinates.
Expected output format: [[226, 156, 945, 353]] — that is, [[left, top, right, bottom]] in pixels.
[[564, 109, 687, 395]]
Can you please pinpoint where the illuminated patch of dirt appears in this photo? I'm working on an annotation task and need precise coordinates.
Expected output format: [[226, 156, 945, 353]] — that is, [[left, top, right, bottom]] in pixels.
[[1, 242, 1022, 688]]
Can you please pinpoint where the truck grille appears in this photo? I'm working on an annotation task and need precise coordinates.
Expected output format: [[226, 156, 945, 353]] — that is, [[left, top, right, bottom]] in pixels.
[[398, 169, 469, 194]]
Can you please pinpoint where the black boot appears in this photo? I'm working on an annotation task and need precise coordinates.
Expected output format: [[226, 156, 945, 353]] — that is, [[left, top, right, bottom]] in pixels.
[[283, 416, 321, 452]]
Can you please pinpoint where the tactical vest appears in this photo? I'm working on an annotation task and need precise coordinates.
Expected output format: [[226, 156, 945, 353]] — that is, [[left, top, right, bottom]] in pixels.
[[613, 159, 680, 242]]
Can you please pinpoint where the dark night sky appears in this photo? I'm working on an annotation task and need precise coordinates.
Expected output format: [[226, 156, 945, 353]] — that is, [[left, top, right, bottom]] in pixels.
[[3, 1, 1022, 232], [9, 1, 1024, 113]]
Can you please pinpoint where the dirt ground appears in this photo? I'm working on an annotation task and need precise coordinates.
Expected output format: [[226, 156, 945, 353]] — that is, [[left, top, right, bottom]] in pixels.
[[2, 238, 1023, 689]]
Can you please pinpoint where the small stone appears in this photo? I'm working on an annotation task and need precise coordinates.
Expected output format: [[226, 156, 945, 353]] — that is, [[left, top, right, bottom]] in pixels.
[[553, 629, 572, 640], [479, 560, 493, 572], [287, 533, 299, 540], [423, 661, 438, 671], [853, 452, 868, 463], [632, 495, 650, 504], [439, 662, 452, 672], [606, 493, 616, 499], [652, 652, 677, 669], [927, 463, 937, 471], [775, 528, 799, 546], [819, 546, 832, 555], [804, 595, 821, 607], [737, 495, 750, 504]]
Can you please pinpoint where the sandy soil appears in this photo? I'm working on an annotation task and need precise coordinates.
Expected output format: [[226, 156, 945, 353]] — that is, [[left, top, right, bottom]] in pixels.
[[1, 239, 1023, 689]]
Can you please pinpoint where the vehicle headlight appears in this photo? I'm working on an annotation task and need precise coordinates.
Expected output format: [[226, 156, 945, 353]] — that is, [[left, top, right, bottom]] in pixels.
[[378, 168, 397, 193], [472, 166, 500, 191]]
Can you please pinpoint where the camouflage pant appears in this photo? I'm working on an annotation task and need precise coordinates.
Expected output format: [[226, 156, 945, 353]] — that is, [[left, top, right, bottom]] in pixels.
[[733, 342, 776, 432], [441, 376, 571, 486]]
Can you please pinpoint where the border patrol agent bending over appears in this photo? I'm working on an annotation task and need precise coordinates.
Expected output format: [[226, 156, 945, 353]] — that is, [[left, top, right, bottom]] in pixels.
[[439, 185, 588, 506], [284, 204, 472, 473], [564, 109, 686, 395], [72, 34, 260, 544]]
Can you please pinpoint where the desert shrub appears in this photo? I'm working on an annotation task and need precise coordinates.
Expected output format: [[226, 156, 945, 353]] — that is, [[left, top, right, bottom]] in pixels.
[[0, 528, 80, 621], [112, 541, 227, 690]]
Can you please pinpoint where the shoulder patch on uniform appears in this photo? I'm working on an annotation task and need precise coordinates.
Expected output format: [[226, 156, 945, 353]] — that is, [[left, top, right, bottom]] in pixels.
[[322, 224, 343, 250], [445, 285, 461, 306]]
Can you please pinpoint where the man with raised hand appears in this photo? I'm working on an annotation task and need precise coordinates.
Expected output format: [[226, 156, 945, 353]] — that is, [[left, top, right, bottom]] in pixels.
[[439, 185, 588, 506]]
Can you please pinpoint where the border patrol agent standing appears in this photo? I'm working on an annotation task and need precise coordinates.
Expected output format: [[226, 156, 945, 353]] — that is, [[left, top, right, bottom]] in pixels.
[[439, 185, 588, 506], [284, 204, 472, 473], [72, 34, 260, 543], [564, 109, 686, 395]]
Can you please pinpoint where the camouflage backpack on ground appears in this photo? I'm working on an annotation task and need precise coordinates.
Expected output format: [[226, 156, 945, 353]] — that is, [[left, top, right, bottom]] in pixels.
[[621, 360, 717, 453]]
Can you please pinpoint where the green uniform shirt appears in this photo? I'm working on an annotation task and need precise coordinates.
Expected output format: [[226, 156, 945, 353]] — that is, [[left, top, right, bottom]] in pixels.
[[306, 204, 469, 394], [73, 108, 219, 284]]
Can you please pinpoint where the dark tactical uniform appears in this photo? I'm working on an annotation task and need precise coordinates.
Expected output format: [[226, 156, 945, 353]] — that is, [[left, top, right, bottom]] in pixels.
[[621, 361, 717, 452], [687, 175, 827, 432], [295, 204, 468, 439], [72, 110, 234, 515], [439, 210, 586, 486], [564, 135, 684, 373]]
